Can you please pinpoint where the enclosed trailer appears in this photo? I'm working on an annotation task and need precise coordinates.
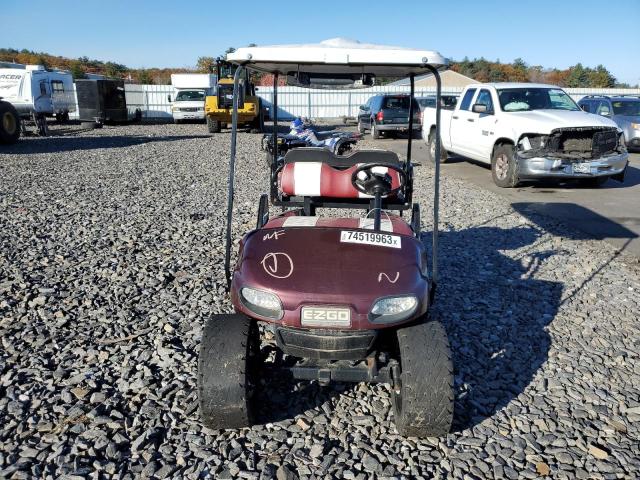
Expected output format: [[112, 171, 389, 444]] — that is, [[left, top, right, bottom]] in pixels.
[[75, 79, 141, 127]]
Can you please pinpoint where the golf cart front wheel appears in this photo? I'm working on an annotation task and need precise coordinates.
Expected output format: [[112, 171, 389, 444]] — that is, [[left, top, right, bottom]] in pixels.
[[198, 314, 259, 429], [392, 320, 454, 437]]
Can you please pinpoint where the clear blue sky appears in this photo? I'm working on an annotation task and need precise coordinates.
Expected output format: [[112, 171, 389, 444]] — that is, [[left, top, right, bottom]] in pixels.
[[1, 0, 638, 85]]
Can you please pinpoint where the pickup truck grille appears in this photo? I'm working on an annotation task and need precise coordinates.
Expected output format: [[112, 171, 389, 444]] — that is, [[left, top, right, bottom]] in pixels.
[[519, 127, 620, 160], [553, 127, 618, 159]]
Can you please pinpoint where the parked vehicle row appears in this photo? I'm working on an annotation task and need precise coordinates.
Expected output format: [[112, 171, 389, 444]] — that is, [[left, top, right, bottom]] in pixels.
[[578, 95, 640, 151], [421, 83, 629, 188]]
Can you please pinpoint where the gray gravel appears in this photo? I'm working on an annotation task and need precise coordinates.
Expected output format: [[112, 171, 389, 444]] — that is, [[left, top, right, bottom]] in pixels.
[[1, 122, 639, 479]]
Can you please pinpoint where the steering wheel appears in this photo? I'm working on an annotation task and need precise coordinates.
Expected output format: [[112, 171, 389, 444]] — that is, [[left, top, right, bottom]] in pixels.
[[351, 163, 406, 197]]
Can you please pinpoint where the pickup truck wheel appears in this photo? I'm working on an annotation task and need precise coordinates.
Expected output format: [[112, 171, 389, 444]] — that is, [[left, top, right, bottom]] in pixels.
[[427, 129, 448, 163], [491, 144, 519, 188], [371, 123, 381, 139], [0, 102, 21, 145], [392, 320, 454, 437], [198, 314, 259, 429]]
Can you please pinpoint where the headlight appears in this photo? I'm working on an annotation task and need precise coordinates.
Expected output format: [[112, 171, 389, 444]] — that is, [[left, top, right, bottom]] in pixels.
[[631, 123, 640, 130], [369, 295, 418, 324], [198, 107, 204, 111], [240, 287, 283, 320], [171, 106, 178, 112], [519, 135, 549, 151]]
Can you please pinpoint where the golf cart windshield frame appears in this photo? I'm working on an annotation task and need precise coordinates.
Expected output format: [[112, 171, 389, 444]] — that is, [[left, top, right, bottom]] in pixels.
[[223, 56, 445, 302]]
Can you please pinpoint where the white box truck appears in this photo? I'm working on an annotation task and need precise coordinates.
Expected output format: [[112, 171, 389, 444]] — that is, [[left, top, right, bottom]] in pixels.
[[0, 65, 76, 135], [169, 74, 216, 123]]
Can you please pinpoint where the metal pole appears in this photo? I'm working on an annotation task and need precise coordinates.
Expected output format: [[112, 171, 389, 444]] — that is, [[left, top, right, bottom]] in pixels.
[[224, 66, 244, 289], [426, 65, 442, 300], [273, 73, 278, 167], [407, 74, 415, 164]]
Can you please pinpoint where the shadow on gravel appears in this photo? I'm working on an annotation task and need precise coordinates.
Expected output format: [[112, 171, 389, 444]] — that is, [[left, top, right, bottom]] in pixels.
[[438, 206, 638, 432], [1, 135, 206, 155], [425, 225, 562, 432]]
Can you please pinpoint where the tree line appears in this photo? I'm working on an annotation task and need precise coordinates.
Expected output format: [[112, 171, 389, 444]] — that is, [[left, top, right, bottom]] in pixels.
[[451, 57, 633, 88], [1, 48, 635, 88]]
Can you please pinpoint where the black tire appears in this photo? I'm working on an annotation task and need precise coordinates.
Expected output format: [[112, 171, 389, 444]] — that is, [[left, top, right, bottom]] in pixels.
[[491, 143, 519, 188], [206, 116, 221, 133], [371, 122, 381, 139], [198, 314, 259, 430], [55, 111, 69, 124], [427, 129, 448, 163], [0, 101, 20, 145], [357, 119, 366, 134], [578, 176, 608, 188], [392, 320, 454, 437]]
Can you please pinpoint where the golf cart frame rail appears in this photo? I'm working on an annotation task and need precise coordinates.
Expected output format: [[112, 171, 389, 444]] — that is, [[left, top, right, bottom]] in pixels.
[[224, 59, 444, 303]]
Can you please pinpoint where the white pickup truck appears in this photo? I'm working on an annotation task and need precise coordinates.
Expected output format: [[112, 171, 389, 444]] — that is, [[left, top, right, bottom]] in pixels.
[[422, 83, 629, 187]]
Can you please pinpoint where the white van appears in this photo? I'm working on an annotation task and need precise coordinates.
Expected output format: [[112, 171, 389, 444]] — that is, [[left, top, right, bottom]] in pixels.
[[169, 74, 216, 123], [0, 65, 76, 135]]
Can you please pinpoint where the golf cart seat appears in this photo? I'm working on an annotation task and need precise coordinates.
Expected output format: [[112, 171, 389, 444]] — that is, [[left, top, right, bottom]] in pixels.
[[279, 148, 403, 199]]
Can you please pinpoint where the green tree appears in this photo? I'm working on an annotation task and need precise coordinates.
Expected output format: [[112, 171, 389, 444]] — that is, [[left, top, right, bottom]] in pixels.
[[588, 65, 616, 88], [565, 63, 589, 87], [137, 70, 154, 84], [70, 61, 85, 79], [196, 56, 216, 73], [104, 61, 127, 78]]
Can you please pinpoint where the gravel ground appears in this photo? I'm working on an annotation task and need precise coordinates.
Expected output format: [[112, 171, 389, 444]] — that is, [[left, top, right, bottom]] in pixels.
[[1, 123, 639, 479]]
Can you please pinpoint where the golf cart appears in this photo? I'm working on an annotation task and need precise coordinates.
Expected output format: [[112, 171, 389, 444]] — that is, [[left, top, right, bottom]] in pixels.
[[199, 39, 452, 437]]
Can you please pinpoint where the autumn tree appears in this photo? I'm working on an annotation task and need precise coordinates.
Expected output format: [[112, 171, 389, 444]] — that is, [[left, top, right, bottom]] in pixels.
[[196, 56, 216, 73]]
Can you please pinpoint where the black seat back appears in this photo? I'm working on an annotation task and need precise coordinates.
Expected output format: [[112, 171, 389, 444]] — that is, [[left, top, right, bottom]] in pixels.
[[283, 147, 401, 167]]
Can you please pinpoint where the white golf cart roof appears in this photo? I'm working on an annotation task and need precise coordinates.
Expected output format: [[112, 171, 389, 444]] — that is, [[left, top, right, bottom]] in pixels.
[[226, 38, 448, 77]]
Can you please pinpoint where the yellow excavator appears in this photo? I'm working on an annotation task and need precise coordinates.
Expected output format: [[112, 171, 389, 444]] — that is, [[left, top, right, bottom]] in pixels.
[[204, 59, 263, 133]]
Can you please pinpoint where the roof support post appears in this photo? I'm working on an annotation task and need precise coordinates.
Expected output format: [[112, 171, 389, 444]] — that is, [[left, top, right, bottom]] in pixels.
[[407, 73, 415, 164], [224, 65, 245, 289], [425, 65, 442, 302], [272, 73, 278, 168]]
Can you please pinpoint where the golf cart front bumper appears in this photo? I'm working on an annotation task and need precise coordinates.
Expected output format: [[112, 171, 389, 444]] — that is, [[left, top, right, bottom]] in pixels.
[[274, 327, 377, 360], [516, 151, 628, 180]]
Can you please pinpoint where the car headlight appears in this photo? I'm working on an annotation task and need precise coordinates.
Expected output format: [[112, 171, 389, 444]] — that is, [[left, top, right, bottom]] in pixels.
[[369, 295, 418, 324], [631, 123, 640, 130], [198, 107, 204, 111], [171, 106, 178, 112], [619, 133, 626, 151], [519, 135, 549, 151], [240, 287, 283, 320]]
